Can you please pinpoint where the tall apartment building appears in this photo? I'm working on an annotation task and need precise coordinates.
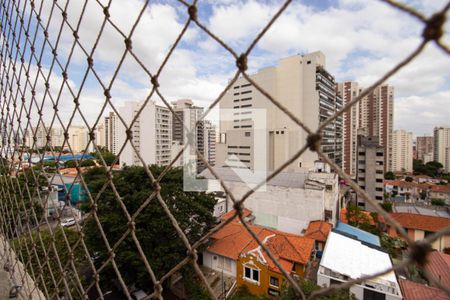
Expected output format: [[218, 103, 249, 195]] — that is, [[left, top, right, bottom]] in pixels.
[[95, 123, 106, 148], [216, 51, 342, 171], [104, 112, 120, 155], [392, 130, 413, 173], [356, 135, 385, 211], [416, 136, 434, 162], [434, 126, 450, 172], [171, 99, 216, 172], [203, 120, 216, 167], [338, 82, 394, 174], [337, 81, 360, 177], [50, 127, 65, 147], [118, 101, 172, 167], [68, 126, 90, 153], [359, 85, 394, 172]]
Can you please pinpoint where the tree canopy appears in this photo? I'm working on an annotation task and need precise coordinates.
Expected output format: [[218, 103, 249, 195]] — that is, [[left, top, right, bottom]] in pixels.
[[82, 165, 216, 291]]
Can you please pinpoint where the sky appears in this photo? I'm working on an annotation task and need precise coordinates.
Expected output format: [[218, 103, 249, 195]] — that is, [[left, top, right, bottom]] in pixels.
[[3, 0, 450, 137]]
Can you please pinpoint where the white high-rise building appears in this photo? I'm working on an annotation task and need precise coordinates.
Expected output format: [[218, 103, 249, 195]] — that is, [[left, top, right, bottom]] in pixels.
[[95, 122, 106, 148], [118, 101, 172, 167], [434, 126, 450, 172], [50, 127, 65, 148], [216, 51, 343, 171], [105, 112, 120, 155], [203, 120, 216, 167], [392, 129, 413, 173], [68, 126, 90, 153]]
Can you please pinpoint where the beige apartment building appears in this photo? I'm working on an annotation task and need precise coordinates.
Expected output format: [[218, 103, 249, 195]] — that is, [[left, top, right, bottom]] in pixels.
[[392, 129, 413, 173], [359, 85, 394, 172], [118, 101, 172, 167], [416, 136, 433, 162], [216, 51, 343, 171], [104, 112, 120, 155], [337, 81, 360, 177], [434, 126, 450, 172]]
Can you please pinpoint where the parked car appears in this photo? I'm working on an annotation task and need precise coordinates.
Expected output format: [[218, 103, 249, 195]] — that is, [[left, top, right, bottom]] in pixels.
[[131, 290, 148, 300], [61, 217, 76, 227]]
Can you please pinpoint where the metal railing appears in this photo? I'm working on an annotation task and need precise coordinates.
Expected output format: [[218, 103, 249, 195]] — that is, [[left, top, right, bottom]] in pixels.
[[0, 0, 449, 299]]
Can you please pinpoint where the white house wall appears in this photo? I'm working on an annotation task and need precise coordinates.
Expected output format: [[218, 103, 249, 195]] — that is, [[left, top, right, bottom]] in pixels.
[[203, 251, 236, 277]]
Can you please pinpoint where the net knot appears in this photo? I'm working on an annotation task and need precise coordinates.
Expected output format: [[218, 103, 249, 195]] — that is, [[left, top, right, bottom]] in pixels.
[[423, 13, 445, 41], [408, 240, 432, 266], [188, 5, 197, 21], [307, 133, 322, 152], [236, 54, 248, 71]]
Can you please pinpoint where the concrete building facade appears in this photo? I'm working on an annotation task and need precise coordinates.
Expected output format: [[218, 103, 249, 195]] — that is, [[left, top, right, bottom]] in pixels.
[[104, 112, 120, 155], [171, 99, 215, 172], [337, 81, 360, 177], [68, 126, 90, 153], [216, 51, 342, 172], [434, 126, 450, 172], [416, 136, 433, 162], [392, 129, 413, 173], [356, 135, 385, 210], [119, 101, 172, 167], [358, 85, 394, 172]]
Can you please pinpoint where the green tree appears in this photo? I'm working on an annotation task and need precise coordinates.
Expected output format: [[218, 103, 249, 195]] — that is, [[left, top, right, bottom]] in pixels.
[[82, 165, 216, 290], [384, 171, 395, 180], [280, 278, 357, 300], [431, 199, 446, 206], [346, 204, 380, 235], [380, 233, 407, 259], [91, 149, 117, 166], [65, 160, 77, 168], [380, 201, 393, 212], [80, 159, 96, 167], [405, 176, 413, 182], [11, 228, 86, 299]]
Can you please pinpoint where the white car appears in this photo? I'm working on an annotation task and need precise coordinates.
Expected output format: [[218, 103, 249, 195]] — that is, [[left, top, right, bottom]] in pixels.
[[131, 290, 148, 300], [61, 218, 76, 227]]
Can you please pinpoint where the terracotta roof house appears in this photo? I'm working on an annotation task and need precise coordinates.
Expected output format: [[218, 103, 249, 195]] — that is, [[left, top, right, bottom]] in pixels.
[[387, 213, 450, 251], [399, 279, 450, 300], [202, 220, 314, 297], [304, 220, 332, 251]]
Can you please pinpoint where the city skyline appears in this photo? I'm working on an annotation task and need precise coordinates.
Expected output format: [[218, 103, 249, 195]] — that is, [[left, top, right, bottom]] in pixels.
[[13, 0, 449, 138]]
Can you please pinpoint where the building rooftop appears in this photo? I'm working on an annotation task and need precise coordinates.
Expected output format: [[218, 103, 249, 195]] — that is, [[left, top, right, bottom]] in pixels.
[[207, 220, 314, 273], [389, 213, 450, 233], [200, 167, 308, 189], [220, 208, 252, 222], [304, 220, 333, 242], [335, 222, 381, 246], [320, 231, 397, 285], [425, 251, 450, 288], [399, 279, 450, 300], [393, 205, 450, 218]]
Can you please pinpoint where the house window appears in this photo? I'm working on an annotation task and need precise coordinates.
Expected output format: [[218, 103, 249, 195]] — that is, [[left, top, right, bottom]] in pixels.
[[269, 276, 279, 287], [245, 132, 251, 137], [244, 266, 260, 283], [216, 256, 231, 272], [364, 288, 386, 300]]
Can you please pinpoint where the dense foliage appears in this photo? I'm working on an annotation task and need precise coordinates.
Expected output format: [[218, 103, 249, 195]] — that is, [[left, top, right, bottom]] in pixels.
[[384, 171, 395, 180], [280, 278, 357, 300], [413, 160, 443, 177], [82, 165, 216, 291], [11, 228, 85, 299]]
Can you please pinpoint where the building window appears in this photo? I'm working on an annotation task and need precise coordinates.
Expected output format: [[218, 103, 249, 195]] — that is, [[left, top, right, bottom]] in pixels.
[[269, 276, 279, 287], [363, 288, 386, 300], [245, 132, 251, 137], [244, 266, 259, 283]]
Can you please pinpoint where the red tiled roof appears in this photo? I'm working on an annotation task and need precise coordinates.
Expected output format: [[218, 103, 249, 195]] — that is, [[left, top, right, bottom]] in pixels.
[[220, 208, 252, 222], [430, 185, 450, 194], [207, 222, 262, 260], [384, 180, 417, 189], [399, 279, 450, 300], [241, 227, 314, 272], [425, 251, 450, 288], [389, 213, 450, 233], [304, 220, 332, 242], [207, 222, 314, 273]]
